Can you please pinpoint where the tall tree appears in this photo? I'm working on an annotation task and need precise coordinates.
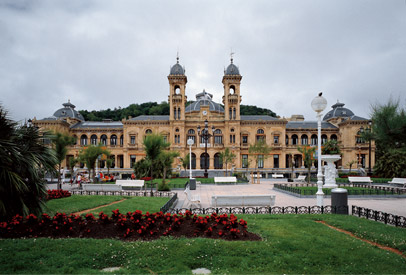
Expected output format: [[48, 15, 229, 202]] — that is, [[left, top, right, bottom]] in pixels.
[[297, 146, 316, 183], [51, 132, 75, 190], [143, 133, 170, 191], [179, 154, 190, 175], [78, 144, 110, 183], [0, 107, 57, 219], [370, 99, 406, 177], [219, 148, 236, 176], [248, 140, 272, 183], [159, 151, 180, 187]]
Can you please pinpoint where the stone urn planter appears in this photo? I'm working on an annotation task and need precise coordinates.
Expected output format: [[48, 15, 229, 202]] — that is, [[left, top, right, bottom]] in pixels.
[[321, 154, 341, 188]]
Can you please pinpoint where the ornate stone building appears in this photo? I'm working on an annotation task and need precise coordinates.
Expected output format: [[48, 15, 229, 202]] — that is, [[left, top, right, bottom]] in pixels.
[[32, 57, 375, 176]]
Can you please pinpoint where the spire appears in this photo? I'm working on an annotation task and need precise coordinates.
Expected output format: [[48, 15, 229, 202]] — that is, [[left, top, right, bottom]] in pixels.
[[176, 51, 179, 64], [230, 51, 234, 64]]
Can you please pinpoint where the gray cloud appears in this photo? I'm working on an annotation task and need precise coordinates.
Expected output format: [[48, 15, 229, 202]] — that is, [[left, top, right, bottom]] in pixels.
[[0, 0, 405, 122]]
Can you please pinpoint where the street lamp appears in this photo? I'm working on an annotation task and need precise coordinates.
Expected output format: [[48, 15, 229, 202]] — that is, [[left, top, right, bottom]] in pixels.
[[197, 119, 215, 178], [311, 93, 327, 207], [367, 121, 372, 175], [187, 138, 194, 179]]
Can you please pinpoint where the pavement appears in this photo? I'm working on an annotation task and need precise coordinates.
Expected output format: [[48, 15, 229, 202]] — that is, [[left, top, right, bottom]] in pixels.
[[50, 180, 406, 217]]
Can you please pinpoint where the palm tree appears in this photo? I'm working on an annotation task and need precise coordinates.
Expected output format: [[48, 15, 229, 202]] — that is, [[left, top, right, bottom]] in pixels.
[[52, 132, 75, 190], [346, 160, 357, 174], [249, 140, 272, 183], [143, 133, 170, 192], [78, 144, 110, 183], [179, 154, 190, 176], [219, 148, 236, 176], [297, 146, 316, 183], [0, 107, 57, 219], [159, 151, 179, 188]]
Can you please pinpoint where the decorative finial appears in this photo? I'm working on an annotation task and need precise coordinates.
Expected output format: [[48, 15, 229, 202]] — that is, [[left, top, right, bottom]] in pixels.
[[230, 50, 234, 64], [176, 51, 179, 64], [318, 92, 323, 97]]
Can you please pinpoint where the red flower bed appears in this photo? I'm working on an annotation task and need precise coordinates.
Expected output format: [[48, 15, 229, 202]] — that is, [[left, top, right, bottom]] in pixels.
[[47, 190, 71, 200], [0, 210, 261, 241], [140, 177, 153, 181]]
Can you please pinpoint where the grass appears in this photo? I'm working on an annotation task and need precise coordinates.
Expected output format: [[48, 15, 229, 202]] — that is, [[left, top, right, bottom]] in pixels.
[[44, 195, 169, 216], [0, 213, 405, 273], [295, 186, 403, 195]]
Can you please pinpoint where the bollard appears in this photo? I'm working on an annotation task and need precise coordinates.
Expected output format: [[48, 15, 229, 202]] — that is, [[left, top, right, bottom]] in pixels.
[[331, 188, 348, 214]]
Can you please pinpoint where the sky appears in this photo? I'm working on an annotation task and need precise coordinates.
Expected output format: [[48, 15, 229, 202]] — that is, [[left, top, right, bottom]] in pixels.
[[1, 0, 405, 123]]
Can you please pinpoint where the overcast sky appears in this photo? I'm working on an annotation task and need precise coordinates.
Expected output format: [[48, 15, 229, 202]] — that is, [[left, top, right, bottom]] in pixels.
[[1, 0, 405, 123]]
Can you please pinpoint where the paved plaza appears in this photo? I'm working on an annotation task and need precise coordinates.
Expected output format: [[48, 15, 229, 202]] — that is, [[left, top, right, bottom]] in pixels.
[[173, 180, 406, 216], [53, 180, 406, 217]]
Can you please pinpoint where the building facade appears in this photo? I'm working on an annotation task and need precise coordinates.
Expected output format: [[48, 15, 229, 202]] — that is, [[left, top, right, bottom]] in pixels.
[[32, 57, 375, 175]]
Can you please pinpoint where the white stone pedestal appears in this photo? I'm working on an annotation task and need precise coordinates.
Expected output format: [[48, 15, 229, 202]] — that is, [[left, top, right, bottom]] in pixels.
[[321, 154, 341, 188]]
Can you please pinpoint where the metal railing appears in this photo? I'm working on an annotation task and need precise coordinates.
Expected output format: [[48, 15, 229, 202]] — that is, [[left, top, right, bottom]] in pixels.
[[71, 190, 175, 197], [160, 193, 178, 213], [352, 205, 406, 227]]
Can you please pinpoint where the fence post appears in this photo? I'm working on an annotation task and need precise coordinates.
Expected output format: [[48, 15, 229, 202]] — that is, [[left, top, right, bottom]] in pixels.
[[308, 206, 311, 214], [321, 206, 324, 214], [269, 207, 272, 214], [256, 207, 259, 214], [243, 207, 246, 214], [295, 206, 298, 214], [395, 215, 399, 227], [358, 207, 361, 217], [384, 213, 388, 224], [282, 207, 285, 214]]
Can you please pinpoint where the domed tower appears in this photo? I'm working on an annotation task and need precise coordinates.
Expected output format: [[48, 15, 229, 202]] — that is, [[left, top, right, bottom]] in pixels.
[[222, 55, 242, 120], [168, 56, 187, 121]]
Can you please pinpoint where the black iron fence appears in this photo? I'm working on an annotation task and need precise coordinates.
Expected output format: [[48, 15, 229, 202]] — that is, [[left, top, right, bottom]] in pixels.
[[160, 193, 178, 213], [352, 205, 406, 227], [274, 183, 406, 196], [70, 190, 175, 197]]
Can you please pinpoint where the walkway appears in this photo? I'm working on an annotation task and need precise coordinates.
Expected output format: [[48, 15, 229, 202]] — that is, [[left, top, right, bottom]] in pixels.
[[173, 180, 406, 217]]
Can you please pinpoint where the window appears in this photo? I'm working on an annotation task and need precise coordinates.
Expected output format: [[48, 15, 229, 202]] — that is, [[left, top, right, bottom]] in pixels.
[[187, 129, 195, 144], [174, 108, 177, 120], [110, 135, 117, 146], [230, 134, 235, 144], [256, 129, 265, 142], [200, 153, 209, 169], [311, 134, 318, 146], [214, 153, 222, 169], [301, 135, 308, 145], [163, 135, 168, 143], [233, 108, 236, 119], [273, 155, 279, 168], [292, 135, 298, 145], [258, 155, 264, 168], [80, 135, 88, 146], [100, 135, 107, 145], [145, 129, 152, 134], [273, 135, 279, 144], [174, 135, 180, 144], [331, 134, 338, 141], [214, 129, 222, 144], [356, 131, 364, 144], [91, 135, 98, 145], [130, 136, 136, 144], [285, 135, 289, 145], [178, 107, 181, 119], [321, 134, 328, 145], [242, 154, 248, 168], [229, 108, 232, 119], [120, 135, 123, 146], [73, 135, 77, 145], [130, 155, 136, 169], [242, 135, 248, 144]]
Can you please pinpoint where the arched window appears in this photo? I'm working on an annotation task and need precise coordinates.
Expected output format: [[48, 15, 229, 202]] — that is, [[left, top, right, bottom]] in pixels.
[[174, 85, 180, 94], [110, 135, 117, 146], [174, 128, 180, 144], [233, 108, 236, 119], [120, 135, 123, 146], [100, 134, 107, 145], [174, 108, 177, 120], [145, 129, 152, 134], [214, 129, 223, 144], [356, 131, 364, 144], [200, 153, 209, 170], [256, 129, 265, 142], [301, 134, 308, 145], [286, 135, 289, 145], [187, 129, 195, 144], [311, 134, 318, 145], [178, 107, 181, 119], [292, 134, 298, 145], [321, 134, 328, 145], [80, 134, 88, 146], [90, 134, 98, 145], [331, 134, 338, 141], [229, 108, 232, 119], [230, 85, 235, 94], [214, 153, 223, 169]]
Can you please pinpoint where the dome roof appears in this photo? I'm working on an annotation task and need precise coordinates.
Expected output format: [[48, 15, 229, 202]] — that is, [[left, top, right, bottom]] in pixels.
[[323, 102, 354, 121], [169, 57, 185, 75], [224, 57, 240, 75], [52, 101, 84, 121], [185, 90, 224, 113]]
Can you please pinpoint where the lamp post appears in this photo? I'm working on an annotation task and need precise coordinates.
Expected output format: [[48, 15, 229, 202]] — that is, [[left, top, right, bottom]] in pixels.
[[311, 93, 327, 207], [187, 138, 194, 179], [197, 119, 215, 178]]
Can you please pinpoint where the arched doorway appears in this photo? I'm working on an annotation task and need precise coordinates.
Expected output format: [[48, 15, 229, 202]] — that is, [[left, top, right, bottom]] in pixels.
[[214, 153, 223, 169], [200, 153, 209, 170]]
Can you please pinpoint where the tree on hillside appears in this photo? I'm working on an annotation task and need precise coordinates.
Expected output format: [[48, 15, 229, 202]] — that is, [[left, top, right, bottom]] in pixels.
[[143, 133, 170, 192], [219, 148, 236, 176], [248, 140, 272, 183], [297, 146, 316, 183], [370, 99, 406, 177], [0, 107, 57, 219], [51, 132, 75, 190], [78, 144, 111, 183]]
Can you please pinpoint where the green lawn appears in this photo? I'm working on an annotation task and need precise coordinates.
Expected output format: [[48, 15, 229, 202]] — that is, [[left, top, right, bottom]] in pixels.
[[293, 186, 403, 196], [0, 214, 405, 273], [45, 195, 169, 216]]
